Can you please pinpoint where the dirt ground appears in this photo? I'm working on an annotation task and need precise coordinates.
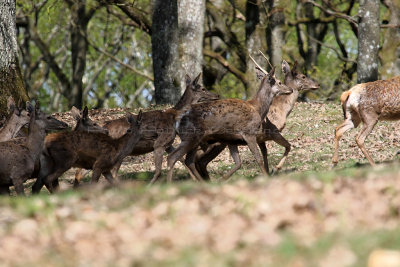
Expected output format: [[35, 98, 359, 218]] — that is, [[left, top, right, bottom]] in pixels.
[[1, 103, 400, 266]]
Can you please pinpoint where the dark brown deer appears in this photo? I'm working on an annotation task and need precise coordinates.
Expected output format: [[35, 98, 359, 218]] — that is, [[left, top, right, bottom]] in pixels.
[[0, 96, 30, 142], [332, 76, 400, 166], [195, 60, 320, 179], [32, 111, 143, 193], [73, 73, 219, 186], [164, 64, 293, 183], [0, 101, 68, 195]]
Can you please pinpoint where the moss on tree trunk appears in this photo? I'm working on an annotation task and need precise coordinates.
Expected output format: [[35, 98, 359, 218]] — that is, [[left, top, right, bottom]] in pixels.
[[0, 0, 29, 118]]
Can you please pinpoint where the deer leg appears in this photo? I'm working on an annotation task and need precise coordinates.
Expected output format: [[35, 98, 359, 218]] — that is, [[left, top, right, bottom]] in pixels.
[[222, 145, 242, 181], [149, 146, 165, 184], [332, 119, 355, 165], [166, 140, 199, 183], [91, 168, 103, 184], [41, 168, 70, 193], [271, 132, 291, 171], [355, 117, 378, 166], [243, 135, 268, 176], [196, 143, 227, 180], [13, 181, 25, 196], [111, 160, 122, 181], [74, 168, 90, 188], [102, 171, 115, 184], [185, 149, 204, 182], [258, 142, 269, 174]]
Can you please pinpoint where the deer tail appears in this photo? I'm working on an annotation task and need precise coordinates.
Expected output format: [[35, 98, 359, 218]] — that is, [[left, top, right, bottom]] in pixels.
[[340, 90, 351, 119]]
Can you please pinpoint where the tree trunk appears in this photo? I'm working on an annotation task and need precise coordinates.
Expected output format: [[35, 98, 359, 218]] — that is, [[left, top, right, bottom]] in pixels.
[[380, 0, 400, 79], [152, 0, 181, 105], [69, 0, 90, 109], [178, 0, 205, 90], [246, 0, 267, 97], [0, 0, 29, 117], [266, 0, 287, 77], [357, 0, 380, 83]]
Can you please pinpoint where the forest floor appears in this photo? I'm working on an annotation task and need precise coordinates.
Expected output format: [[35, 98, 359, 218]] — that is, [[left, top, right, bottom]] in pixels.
[[1, 102, 400, 266]]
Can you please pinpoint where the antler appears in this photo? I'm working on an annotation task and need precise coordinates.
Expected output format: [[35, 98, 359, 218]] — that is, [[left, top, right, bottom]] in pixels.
[[258, 50, 274, 70], [249, 54, 268, 75]]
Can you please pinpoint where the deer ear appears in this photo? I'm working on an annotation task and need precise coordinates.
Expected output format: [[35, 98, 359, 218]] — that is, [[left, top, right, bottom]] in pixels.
[[82, 106, 89, 119], [7, 96, 15, 113], [292, 60, 298, 74], [193, 73, 202, 85], [136, 110, 143, 125], [26, 101, 33, 114], [185, 74, 191, 87], [282, 60, 290, 75], [70, 106, 81, 120], [17, 97, 23, 110], [269, 67, 275, 77]]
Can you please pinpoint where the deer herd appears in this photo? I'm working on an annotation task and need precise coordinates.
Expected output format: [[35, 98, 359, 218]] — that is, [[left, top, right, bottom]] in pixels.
[[1, 54, 399, 196]]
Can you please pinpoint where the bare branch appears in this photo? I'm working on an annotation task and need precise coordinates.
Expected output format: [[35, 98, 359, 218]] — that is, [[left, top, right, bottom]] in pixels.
[[302, 0, 358, 28], [204, 49, 247, 85], [87, 39, 153, 81], [306, 34, 356, 63]]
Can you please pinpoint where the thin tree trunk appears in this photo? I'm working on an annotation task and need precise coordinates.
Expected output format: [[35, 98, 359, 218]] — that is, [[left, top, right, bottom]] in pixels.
[[380, 0, 400, 79], [266, 0, 287, 77], [246, 0, 267, 97], [0, 0, 29, 117], [357, 0, 380, 83], [152, 0, 181, 105], [70, 1, 90, 109], [178, 0, 205, 91]]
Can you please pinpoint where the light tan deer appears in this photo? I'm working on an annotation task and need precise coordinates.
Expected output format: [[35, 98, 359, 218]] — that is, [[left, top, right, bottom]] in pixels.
[[32, 111, 143, 193], [164, 64, 293, 183], [73, 73, 219, 186], [332, 76, 400, 166], [0, 96, 30, 142], [195, 60, 320, 179], [0, 101, 68, 195]]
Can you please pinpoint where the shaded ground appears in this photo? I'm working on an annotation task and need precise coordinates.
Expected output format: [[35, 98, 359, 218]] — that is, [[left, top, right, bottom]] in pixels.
[[1, 103, 400, 266]]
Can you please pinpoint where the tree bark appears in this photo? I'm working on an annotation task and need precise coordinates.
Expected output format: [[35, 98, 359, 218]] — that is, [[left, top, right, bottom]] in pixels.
[[152, 0, 181, 104], [0, 0, 29, 117], [357, 0, 380, 83], [178, 0, 205, 91], [266, 0, 287, 77], [380, 0, 400, 79], [69, 0, 92, 109], [245, 0, 267, 97]]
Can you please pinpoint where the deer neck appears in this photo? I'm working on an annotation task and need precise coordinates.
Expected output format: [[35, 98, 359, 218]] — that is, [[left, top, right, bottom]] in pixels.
[[267, 78, 300, 130], [26, 121, 46, 161], [0, 115, 24, 141], [115, 131, 140, 162], [173, 90, 191, 111], [249, 78, 274, 119]]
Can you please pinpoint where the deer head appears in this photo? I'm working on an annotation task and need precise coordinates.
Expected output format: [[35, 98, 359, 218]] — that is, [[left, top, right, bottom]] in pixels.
[[29, 101, 68, 131], [251, 57, 293, 97], [7, 96, 30, 127], [282, 60, 319, 91], [185, 73, 219, 103], [71, 106, 108, 134], [126, 110, 142, 135]]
